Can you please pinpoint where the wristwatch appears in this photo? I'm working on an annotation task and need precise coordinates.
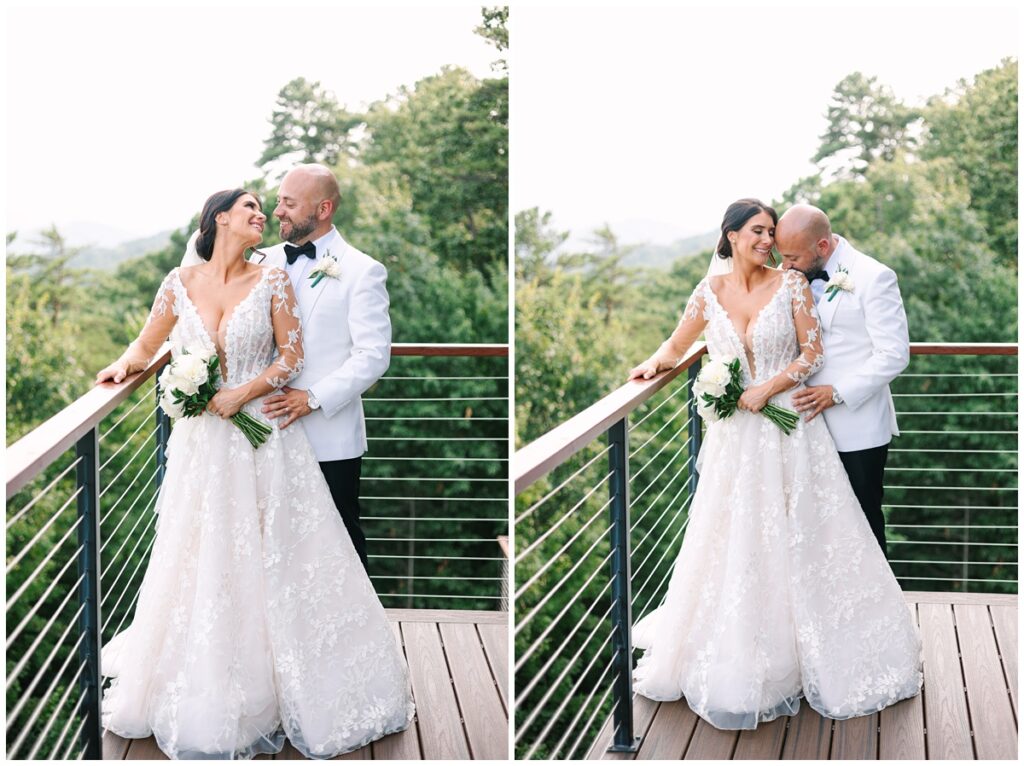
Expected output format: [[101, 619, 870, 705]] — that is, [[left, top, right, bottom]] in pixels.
[[831, 387, 844, 405], [306, 390, 321, 411]]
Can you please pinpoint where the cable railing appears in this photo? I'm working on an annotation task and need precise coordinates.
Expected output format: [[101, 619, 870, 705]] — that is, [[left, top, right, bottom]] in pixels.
[[6, 342, 509, 760], [513, 342, 1017, 760]]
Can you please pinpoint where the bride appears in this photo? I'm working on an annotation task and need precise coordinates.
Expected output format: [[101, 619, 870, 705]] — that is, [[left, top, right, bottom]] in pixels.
[[94, 189, 414, 759], [627, 198, 922, 729]]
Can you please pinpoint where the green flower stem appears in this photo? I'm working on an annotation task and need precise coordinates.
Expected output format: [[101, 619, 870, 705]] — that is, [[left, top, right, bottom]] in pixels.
[[761, 403, 800, 435], [310, 273, 325, 287], [230, 412, 273, 449]]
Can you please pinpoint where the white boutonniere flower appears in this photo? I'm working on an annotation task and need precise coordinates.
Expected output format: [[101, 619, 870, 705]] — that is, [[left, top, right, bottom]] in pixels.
[[308, 250, 342, 287], [825, 266, 854, 302]]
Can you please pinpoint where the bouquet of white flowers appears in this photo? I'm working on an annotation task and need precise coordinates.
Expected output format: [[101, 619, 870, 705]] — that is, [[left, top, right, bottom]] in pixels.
[[158, 345, 273, 449], [693, 356, 800, 435]]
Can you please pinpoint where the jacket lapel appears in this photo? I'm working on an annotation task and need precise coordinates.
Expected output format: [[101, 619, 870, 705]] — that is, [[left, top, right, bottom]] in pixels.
[[817, 239, 851, 330], [303, 231, 348, 325]]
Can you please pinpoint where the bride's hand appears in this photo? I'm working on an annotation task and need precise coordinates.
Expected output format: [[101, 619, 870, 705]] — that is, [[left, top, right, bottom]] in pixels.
[[207, 388, 246, 419], [95, 360, 132, 385], [738, 382, 773, 413], [629, 358, 663, 381]]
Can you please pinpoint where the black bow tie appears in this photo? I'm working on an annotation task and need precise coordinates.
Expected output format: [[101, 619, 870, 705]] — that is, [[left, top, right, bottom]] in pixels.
[[807, 269, 829, 283], [284, 241, 316, 265]]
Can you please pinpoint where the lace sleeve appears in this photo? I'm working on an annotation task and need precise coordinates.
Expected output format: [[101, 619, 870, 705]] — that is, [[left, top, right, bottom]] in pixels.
[[781, 271, 824, 384], [647, 280, 710, 369], [254, 268, 305, 392], [117, 270, 179, 372]]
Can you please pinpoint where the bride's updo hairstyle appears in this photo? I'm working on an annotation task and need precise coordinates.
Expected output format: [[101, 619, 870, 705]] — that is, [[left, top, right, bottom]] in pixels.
[[715, 198, 778, 259], [195, 188, 263, 261]]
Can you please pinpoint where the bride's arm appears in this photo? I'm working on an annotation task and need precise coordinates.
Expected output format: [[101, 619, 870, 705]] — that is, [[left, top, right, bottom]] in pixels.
[[211, 268, 304, 415], [738, 272, 823, 410], [95, 272, 179, 384], [629, 282, 709, 380]]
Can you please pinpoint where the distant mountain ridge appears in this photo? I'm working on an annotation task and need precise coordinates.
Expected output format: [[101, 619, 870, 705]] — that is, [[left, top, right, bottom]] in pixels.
[[7, 226, 175, 270], [623, 229, 718, 269]]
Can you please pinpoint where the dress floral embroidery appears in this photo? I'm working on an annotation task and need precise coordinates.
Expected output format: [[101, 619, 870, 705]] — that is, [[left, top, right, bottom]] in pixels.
[[632, 269, 922, 729], [100, 266, 414, 759]]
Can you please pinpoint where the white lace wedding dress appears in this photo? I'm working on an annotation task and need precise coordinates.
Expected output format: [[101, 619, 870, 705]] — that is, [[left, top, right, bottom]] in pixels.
[[632, 269, 922, 729], [101, 266, 415, 759]]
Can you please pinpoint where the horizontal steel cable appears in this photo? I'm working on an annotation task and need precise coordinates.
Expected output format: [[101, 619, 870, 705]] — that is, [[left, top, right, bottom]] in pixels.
[[886, 504, 1016, 510], [99, 410, 155, 471], [364, 396, 507, 402], [515, 556, 614, 673], [633, 518, 692, 615], [363, 455, 508, 462], [25, 662, 88, 760], [99, 468, 160, 552], [367, 554, 504, 561], [370, 574, 504, 580], [631, 445, 693, 509], [7, 639, 86, 757], [6, 551, 83, 650], [59, 715, 87, 760], [99, 488, 160, 583], [515, 524, 613, 636], [6, 456, 83, 531], [518, 471, 614, 560], [362, 476, 506, 482], [899, 430, 1017, 434], [888, 524, 1018, 529], [553, 655, 618, 759], [362, 495, 506, 502], [6, 581, 85, 694], [363, 515, 507, 522], [97, 429, 158, 499], [631, 493, 694, 588], [630, 453, 694, 536], [99, 461, 159, 528], [565, 680, 617, 760], [515, 496, 613, 599], [100, 508, 160, 619], [6, 516, 84, 612], [516, 446, 613, 525], [629, 404, 690, 458], [889, 540, 1016, 547], [889, 559, 1016, 566], [629, 383, 690, 432], [630, 422, 689, 485], [896, 575, 1018, 583], [102, 525, 161, 635], [883, 485, 1017, 491], [99, 387, 156, 440], [376, 593, 503, 600], [6, 486, 84, 574], [46, 687, 86, 759]]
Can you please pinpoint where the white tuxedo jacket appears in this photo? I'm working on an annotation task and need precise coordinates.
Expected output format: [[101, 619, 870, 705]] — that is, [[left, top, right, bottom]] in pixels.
[[808, 236, 910, 452], [252, 228, 391, 460]]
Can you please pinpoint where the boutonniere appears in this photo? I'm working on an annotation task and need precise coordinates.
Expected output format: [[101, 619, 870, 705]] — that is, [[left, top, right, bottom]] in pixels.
[[824, 266, 854, 302], [308, 251, 341, 287]]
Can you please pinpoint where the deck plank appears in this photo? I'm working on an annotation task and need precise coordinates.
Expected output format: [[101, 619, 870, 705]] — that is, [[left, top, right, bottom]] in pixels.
[[683, 718, 738, 759], [102, 730, 131, 760], [780, 704, 831, 759], [990, 604, 1018, 716], [403, 621, 471, 759], [879, 603, 926, 760], [954, 603, 1017, 760], [732, 716, 788, 760], [124, 736, 168, 760], [371, 622, 423, 760], [919, 602, 974, 760], [904, 590, 1017, 607], [587, 695, 660, 760], [477, 622, 509, 709], [635, 700, 698, 760], [829, 712, 877, 759], [384, 607, 506, 624], [440, 621, 508, 759]]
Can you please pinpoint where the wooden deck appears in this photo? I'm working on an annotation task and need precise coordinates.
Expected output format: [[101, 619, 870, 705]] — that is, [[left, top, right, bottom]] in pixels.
[[587, 591, 1017, 760], [102, 608, 508, 760]]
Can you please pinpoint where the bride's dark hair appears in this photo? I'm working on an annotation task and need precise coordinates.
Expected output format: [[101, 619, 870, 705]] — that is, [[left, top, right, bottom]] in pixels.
[[716, 198, 778, 259], [195, 188, 263, 260]]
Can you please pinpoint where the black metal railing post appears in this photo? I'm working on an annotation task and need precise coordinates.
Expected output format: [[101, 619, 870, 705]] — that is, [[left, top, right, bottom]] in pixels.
[[75, 427, 103, 759], [155, 363, 172, 488], [606, 417, 640, 752], [687, 362, 703, 497]]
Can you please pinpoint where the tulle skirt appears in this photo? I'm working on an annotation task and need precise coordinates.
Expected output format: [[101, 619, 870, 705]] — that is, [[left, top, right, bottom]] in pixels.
[[632, 388, 923, 730], [101, 398, 414, 759]]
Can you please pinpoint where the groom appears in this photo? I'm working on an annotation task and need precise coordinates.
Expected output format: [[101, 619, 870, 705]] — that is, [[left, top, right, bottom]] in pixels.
[[254, 164, 391, 573], [775, 204, 910, 556]]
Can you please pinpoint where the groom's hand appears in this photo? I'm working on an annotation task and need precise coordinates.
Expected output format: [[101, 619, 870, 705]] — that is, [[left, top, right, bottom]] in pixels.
[[262, 386, 311, 429], [792, 385, 836, 421]]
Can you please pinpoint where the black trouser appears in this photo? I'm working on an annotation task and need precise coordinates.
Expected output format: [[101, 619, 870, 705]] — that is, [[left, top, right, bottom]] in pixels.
[[318, 456, 369, 573], [837, 443, 890, 557]]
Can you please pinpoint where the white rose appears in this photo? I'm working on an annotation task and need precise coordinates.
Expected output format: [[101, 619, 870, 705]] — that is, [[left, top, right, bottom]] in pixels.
[[698, 360, 731, 398], [160, 389, 185, 419], [173, 354, 210, 390], [828, 271, 854, 291], [697, 397, 721, 423]]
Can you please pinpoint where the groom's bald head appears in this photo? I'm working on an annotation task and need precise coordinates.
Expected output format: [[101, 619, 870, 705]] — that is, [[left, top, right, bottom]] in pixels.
[[775, 204, 835, 275], [274, 164, 341, 244]]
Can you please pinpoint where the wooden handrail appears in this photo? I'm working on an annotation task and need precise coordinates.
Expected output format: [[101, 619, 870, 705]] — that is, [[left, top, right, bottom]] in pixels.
[[514, 342, 706, 493], [513, 341, 1018, 494], [6, 342, 509, 500]]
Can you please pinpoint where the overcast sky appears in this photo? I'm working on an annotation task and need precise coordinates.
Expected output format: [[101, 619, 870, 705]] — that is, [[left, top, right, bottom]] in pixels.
[[511, 4, 1019, 245], [6, 5, 496, 242]]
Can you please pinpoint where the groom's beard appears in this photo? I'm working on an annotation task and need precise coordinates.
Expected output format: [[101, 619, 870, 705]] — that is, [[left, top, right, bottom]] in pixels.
[[282, 212, 318, 244]]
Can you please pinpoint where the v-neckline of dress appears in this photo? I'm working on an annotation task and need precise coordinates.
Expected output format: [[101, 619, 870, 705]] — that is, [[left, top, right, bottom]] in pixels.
[[706, 273, 788, 380], [174, 267, 269, 378]]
